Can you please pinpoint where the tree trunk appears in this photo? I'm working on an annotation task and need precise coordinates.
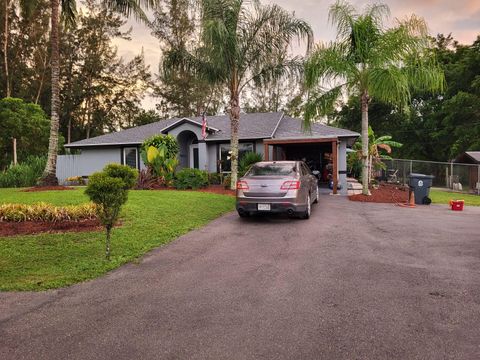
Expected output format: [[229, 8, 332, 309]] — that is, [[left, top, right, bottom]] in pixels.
[[40, 0, 60, 186], [105, 226, 111, 260], [3, 0, 10, 97], [229, 91, 240, 190], [361, 90, 369, 195]]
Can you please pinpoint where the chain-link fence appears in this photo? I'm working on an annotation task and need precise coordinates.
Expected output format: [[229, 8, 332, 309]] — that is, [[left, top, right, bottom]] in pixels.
[[378, 158, 480, 194]]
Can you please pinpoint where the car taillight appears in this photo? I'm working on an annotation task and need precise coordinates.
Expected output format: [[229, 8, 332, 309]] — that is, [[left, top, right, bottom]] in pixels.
[[280, 180, 300, 190], [237, 180, 249, 190]]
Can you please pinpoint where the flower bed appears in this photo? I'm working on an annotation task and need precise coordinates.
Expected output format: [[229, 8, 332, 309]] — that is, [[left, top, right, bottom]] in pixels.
[[0, 202, 97, 222], [349, 183, 409, 203]]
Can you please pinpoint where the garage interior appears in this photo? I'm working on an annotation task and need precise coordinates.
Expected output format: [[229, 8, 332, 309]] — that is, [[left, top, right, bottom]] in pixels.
[[264, 138, 339, 194]]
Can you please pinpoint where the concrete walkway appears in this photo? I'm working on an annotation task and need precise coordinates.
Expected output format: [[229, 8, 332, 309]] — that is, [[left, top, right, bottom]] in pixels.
[[1, 196, 479, 360]]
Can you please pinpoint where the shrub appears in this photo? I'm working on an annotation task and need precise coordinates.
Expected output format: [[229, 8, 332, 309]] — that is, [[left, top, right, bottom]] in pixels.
[[141, 134, 179, 159], [222, 174, 231, 189], [0, 202, 97, 222], [239, 152, 262, 177], [174, 168, 209, 190], [208, 172, 222, 185], [0, 156, 46, 188], [102, 163, 138, 189], [65, 176, 85, 185], [85, 172, 129, 260], [134, 169, 157, 190]]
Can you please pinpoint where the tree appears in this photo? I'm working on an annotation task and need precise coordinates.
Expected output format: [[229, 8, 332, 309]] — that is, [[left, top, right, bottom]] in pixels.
[[169, 0, 312, 189], [0, 97, 52, 169], [152, 0, 223, 118], [40, 0, 156, 185], [304, 0, 444, 195]]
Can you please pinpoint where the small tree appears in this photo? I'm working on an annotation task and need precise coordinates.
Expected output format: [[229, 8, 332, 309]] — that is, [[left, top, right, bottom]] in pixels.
[[85, 165, 137, 260]]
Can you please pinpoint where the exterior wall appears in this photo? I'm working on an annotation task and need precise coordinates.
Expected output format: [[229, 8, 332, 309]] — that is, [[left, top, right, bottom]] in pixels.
[[255, 140, 265, 159], [167, 123, 208, 170], [338, 140, 348, 195], [56, 148, 121, 184], [207, 143, 218, 172]]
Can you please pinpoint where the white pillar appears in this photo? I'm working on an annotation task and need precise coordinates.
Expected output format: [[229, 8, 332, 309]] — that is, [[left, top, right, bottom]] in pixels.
[[198, 141, 208, 171], [338, 140, 347, 195]]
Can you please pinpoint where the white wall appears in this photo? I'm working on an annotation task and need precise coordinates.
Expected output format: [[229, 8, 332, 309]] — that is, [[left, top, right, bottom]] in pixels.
[[56, 148, 121, 184]]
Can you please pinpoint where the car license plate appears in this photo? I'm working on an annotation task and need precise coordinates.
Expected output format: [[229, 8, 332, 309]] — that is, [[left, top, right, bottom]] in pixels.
[[258, 203, 271, 211]]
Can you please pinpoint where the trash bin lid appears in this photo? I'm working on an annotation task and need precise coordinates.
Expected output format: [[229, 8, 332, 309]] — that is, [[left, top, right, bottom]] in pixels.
[[408, 173, 435, 179]]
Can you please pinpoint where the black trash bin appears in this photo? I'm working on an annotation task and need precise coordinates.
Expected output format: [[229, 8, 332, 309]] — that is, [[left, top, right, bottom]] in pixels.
[[408, 173, 434, 205]]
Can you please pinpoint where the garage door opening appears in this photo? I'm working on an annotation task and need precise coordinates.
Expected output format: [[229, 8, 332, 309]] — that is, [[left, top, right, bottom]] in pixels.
[[264, 138, 339, 194]]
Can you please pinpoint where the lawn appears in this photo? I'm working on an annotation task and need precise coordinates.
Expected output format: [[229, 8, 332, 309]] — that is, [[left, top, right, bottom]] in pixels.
[[430, 189, 480, 206], [0, 188, 235, 291]]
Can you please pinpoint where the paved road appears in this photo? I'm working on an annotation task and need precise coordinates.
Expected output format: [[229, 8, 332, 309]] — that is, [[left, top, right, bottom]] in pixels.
[[1, 196, 480, 360]]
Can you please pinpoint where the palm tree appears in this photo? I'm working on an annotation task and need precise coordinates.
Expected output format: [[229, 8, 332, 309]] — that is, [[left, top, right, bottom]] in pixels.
[[40, 0, 155, 185], [166, 0, 312, 189], [304, 0, 444, 195], [352, 126, 402, 184]]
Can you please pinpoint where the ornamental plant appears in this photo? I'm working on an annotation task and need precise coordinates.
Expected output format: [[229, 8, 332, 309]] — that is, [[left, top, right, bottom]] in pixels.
[[85, 166, 134, 260], [141, 136, 179, 186]]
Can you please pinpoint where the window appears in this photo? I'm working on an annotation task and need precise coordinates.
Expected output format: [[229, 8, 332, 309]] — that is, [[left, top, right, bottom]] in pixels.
[[123, 147, 138, 169], [219, 143, 254, 172], [247, 162, 296, 176]]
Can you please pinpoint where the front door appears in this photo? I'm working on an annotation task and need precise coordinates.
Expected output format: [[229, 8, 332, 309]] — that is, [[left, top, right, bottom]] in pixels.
[[190, 144, 199, 169]]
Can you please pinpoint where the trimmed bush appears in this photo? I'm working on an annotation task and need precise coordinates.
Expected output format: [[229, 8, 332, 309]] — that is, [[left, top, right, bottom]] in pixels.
[[0, 202, 97, 222], [174, 168, 209, 190], [85, 172, 129, 260], [0, 156, 46, 188], [102, 163, 138, 189]]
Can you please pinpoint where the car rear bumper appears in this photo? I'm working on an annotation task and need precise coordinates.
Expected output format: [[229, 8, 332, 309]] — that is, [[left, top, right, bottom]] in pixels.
[[236, 198, 307, 214]]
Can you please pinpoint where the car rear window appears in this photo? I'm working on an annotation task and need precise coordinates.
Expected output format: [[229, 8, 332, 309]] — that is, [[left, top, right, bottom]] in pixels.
[[247, 163, 296, 176]]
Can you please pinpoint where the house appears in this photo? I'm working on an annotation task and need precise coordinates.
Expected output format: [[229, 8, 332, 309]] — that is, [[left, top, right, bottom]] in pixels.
[[59, 112, 359, 194], [454, 151, 480, 193]]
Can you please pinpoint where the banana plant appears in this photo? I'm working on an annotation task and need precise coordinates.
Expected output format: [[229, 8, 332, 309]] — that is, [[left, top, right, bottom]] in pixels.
[[352, 126, 402, 184], [141, 144, 179, 186]]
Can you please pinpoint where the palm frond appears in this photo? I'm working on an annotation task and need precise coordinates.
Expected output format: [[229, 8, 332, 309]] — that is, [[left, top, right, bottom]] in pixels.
[[304, 84, 344, 127], [304, 42, 356, 88], [61, 0, 77, 28], [328, 0, 356, 41], [368, 66, 410, 106], [104, 0, 156, 24]]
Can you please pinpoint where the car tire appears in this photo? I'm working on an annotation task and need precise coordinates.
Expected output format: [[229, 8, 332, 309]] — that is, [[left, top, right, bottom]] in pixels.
[[238, 211, 249, 218], [313, 186, 319, 204], [301, 195, 311, 219]]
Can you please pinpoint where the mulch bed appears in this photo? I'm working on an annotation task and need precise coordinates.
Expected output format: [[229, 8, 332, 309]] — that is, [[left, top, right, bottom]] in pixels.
[[150, 185, 235, 196], [0, 219, 102, 237], [21, 186, 75, 192], [349, 183, 409, 204]]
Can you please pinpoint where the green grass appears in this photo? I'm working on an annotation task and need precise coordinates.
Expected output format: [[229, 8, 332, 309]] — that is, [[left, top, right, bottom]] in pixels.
[[0, 188, 235, 291], [430, 189, 480, 206]]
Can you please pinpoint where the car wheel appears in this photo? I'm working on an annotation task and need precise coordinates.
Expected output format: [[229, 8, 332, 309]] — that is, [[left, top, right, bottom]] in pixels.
[[238, 210, 249, 218], [302, 195, 311, 219], [313, 186, 319, 204]]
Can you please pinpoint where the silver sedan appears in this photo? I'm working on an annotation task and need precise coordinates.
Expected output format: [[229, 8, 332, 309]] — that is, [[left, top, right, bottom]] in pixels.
[[236, 161, 319, 219]]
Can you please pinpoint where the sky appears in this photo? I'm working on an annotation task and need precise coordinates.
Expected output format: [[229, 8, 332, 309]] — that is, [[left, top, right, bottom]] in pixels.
[[112, 0, 480, 109]]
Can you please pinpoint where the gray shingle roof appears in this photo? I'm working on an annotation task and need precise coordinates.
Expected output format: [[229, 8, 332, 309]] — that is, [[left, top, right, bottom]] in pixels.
[[273, 115, 359, 139], [65, 112, 358, 148]]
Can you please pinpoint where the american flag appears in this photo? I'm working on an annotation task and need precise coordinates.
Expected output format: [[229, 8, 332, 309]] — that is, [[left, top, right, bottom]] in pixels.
[[201, 113, 208, 139]]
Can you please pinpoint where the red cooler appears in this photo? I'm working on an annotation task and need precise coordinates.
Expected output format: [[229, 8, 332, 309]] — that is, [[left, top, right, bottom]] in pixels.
[[450, 200, 464, 211]]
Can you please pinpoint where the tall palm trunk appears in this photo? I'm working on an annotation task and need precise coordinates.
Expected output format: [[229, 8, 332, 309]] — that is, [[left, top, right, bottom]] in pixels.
[[361, 90, 369, 195], [3, 0, 10, 97], [40, 0, 60, 185], [229, 90, 240, 190]]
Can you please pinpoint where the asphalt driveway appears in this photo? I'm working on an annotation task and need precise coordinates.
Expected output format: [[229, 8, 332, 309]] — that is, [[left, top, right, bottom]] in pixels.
[[1, 196, 479, 360]]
